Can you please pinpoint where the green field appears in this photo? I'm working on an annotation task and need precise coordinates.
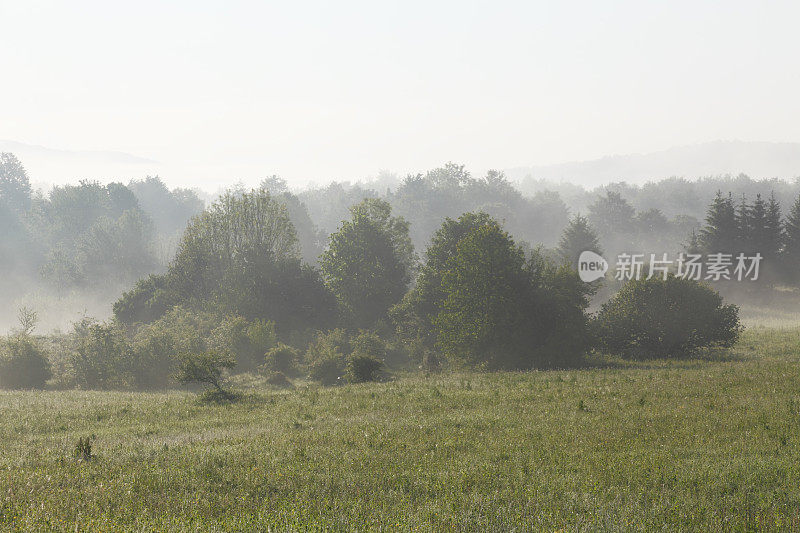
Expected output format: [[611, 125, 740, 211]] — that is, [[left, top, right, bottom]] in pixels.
[[2, 328, 800, 531]]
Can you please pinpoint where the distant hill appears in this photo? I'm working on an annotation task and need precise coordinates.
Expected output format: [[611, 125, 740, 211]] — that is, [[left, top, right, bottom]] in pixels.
[[505, 141, 800, 187], [0, 140, 162, 188]]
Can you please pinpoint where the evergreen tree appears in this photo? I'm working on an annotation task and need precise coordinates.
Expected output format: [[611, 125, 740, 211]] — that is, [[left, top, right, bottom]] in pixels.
[[750, 194, 773, 254], [735, 194, 753, 253], [556, 215, 603, 269], [699, 192, 737, 253], [764, 192, 784, 259], [783, 194, 800, 282]]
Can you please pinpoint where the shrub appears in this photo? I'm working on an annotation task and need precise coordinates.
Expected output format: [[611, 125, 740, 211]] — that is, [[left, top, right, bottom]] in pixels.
[[265, 371, 293, 388], [351, 330, 387, 361], [0, 336, 52, 389], [309, 357, 344, 386], [71, 321, 134, 390], [594, 275, 742, 358], [262, 343, 299, 376], [174, 351, 236, 392], [345, 354, 383, 383], [305, 329, 394, 384]]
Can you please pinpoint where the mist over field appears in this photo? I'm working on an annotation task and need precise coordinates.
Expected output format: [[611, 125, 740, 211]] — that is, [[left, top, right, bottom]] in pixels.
[[3, 146, 800, 334]]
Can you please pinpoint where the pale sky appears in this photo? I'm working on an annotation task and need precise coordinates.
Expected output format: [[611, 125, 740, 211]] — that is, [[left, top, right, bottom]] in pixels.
[[2, 0, 799, 188]]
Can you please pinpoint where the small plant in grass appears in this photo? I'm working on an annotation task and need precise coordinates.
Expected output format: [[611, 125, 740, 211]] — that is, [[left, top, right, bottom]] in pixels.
[[74, 435, 95, 461], [174, 351, 236, 396]]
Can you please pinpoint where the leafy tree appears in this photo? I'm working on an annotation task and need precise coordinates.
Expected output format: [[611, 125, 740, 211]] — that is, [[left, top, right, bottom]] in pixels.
[[403, 213, 590, 370], [587, 191, 636, 237], [0, 152, 32, 211], [115, 189, 336, 334], [594, 276, 741, 358], [128, 176, 204, 237], [260, 176, 325, 264], [320, 198, 415, 328], [557, 215, 603, 269]]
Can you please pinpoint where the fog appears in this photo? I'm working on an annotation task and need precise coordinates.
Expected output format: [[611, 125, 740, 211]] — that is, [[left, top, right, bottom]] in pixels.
[[3, 149, 800, 334]]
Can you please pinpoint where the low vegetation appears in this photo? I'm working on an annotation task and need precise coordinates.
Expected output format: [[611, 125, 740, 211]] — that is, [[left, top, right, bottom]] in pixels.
[[0, 327, 798, 529]]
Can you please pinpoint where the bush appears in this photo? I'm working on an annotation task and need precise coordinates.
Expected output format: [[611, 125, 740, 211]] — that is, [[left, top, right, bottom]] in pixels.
[[309, 357, 345, 386], [174, 351, 236, 392], [262, 343, 299, 376], [345, 354, 383, 383], [71, 321, 134, 390], [265, 371, 293, 388], [351, 330, 387, 361], [306, 329, 393, 384], [0, 336, 52, 389], [211, 317, 276, 373], [594, 275, 742, 358]]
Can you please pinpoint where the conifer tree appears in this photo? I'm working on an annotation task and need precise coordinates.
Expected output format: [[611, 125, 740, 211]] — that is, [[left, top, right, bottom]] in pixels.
[[736, 194, 753, 253], [557, 215, 603, 269], [747, 194, 769, 256], [699, 191, 737, 253], [783, 194, 800, 281], [763, 192, 784, 260]]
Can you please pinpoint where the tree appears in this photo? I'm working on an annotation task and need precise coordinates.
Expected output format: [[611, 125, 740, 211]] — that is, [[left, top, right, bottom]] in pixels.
[[71, 321, 134, 389], [402, 213, 590, 370], [594, 276, 741, 358], [0, 153, 32, 211], [556, 215, 603, 269], [128, 176, 204, 237], [174, 351, 235, 393], [320, 198, 415, 328], [735, 194, 753, 253], [587, 191, 635, 237], [699, 192, 737, 253], [0, 308, 51, 390], [782, 194, 800, 283], [260, 176, 325, 265], [763, 193, 784, 260], [115, 188, 336, 334]]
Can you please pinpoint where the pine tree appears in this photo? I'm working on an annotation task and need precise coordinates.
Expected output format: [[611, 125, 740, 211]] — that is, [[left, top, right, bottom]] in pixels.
[[557, 215, 603, 269], [747, 194, 769, 256], [699, 191, 737, 253], [783, 194, 800, 278], [763, 192, 784, 260], [736, 193, 753, 253]]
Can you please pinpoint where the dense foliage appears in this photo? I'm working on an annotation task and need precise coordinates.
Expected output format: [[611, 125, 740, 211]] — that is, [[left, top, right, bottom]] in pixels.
[[594, 276, 742, 358], [4, 152, 800, 389]]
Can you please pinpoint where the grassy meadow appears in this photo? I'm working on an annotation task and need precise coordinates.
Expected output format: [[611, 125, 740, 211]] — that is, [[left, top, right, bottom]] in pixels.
[[1, 327, 800, 531]]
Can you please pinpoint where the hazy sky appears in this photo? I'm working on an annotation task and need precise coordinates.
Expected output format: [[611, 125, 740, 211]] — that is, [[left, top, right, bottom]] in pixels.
[[2, 0, 799, 187]]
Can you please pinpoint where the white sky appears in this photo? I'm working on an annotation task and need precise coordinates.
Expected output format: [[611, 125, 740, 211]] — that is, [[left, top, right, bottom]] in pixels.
[[2, 0, 799, 188]]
